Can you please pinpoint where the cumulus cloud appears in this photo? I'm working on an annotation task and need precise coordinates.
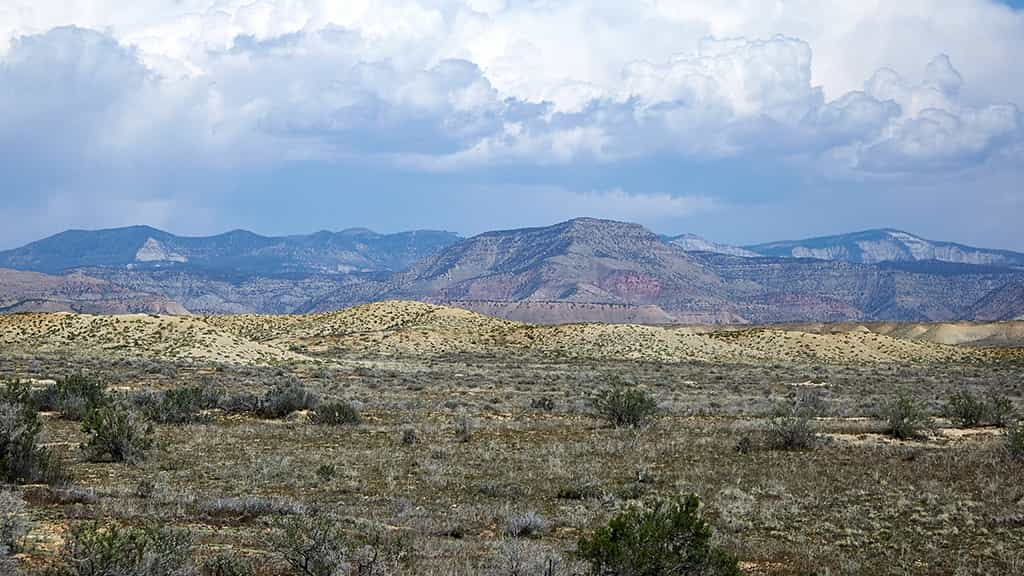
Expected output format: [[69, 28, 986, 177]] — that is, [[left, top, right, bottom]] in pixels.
[[0, 1, 1022, 248]]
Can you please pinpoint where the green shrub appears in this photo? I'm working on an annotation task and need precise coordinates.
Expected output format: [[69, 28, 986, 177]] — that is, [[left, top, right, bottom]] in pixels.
[[882, 393, 932, 440], [276, 513, 409, 576], [1005, 421, 1024, 461], [0, 490, 29, 557], [944, 390, 987, 428], [400, 427, 419, 446], [218, 392, 260, 415], [49, 521, 194, 576], [52, 374, 109, 421], [0, 401, 67, 485], [310, 401, 362, 426], [81, 404, 154, 464], [986, 391, 1016, 428], [591, 385, 658, 428], [503, 511, 548, 538], [276, 514, 352, 576], [765, 397, 821, 450], [576, 494, 741, 576], [258, 382, 319, 419], [454, 413, 475, 443], [202, 553, 256, 576], [0, 380, 34, 406], [141, 386, 214, 425], [530, 397, 557, 412]]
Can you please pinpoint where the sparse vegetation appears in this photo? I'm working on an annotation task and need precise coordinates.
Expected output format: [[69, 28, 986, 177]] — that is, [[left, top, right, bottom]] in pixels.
[[1, 307, 1023, 575], [591, 384, 658, 428], [576, 494, 741, 576]]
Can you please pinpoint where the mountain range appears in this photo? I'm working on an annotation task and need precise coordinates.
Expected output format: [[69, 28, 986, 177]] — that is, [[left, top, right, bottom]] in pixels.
[[1, 219, 1022, 323]]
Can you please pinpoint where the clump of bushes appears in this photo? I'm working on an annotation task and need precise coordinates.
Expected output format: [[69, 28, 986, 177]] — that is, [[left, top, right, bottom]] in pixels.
[[81, 403, 154, 464], [258, 382, 319, 419], [765, 395, 821, 451], [576, 494, 741, 576], [454, 413, 476, 443], [310, 401, 362, 426], [530, 397, 557, 412], [1005, 420, 1024, 461], [0, 400, 67, 485], [0, 490, 29, 558], [140, 386, 219, 425], [51, 374, 109, 420], [882, 393, 933, 440], [503, 511, 548, 539], [943, 389, 1016, 428], [400, 427, 419, 446], [557, 473, 604, 501], [202, 553, 256, 576], [591, 385, 658, 428], [276, 513, 409, 576], [49, 521, 194, 576]]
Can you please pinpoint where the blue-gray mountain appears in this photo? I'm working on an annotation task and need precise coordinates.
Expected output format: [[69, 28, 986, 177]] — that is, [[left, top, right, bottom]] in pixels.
[[743, 229, 1024, 266], [1, 219, 1022, 322], [0, 226, 461, 276]]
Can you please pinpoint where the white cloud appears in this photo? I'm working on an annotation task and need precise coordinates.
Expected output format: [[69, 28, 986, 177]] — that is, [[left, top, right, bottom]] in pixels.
[[0, 1, 1022, 250]]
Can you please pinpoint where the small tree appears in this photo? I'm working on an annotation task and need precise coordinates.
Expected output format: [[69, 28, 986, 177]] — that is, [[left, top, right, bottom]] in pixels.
[[577, 494, 741, 576], [592, 385, 658, 428], [81, 404, 154, 464]]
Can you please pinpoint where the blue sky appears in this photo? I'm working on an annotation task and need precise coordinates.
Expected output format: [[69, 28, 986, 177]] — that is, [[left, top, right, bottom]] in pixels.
[[1, 1, 1023, 251]]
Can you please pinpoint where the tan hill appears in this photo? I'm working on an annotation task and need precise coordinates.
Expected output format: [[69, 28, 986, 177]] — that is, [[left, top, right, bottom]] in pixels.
[[2, 301, 1019, 366], [0, 268, 187, 315], [0, 312, 302, 363]]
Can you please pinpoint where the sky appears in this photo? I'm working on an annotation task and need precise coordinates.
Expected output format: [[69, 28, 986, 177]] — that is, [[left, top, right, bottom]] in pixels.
[[1, 1, 1023, 251]]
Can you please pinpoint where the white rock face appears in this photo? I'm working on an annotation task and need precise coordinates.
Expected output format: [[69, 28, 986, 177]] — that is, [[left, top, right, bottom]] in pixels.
[[671, 234, 759, 258], [135, 238, 187, 263]]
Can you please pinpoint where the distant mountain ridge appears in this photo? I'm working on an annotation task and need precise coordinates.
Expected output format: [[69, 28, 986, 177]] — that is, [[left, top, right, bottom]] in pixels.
[[2, 219, 1023, 324], [745, 229, 1024, 266], [0, 226, 461, 275]]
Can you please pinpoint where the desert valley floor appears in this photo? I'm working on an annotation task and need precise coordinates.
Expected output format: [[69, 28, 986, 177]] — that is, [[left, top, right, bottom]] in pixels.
[[1, 301, 1023, 575]]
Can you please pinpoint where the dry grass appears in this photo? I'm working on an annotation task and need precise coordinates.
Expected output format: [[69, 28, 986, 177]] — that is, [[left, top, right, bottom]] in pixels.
[[0, 303, 1022, 574]]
